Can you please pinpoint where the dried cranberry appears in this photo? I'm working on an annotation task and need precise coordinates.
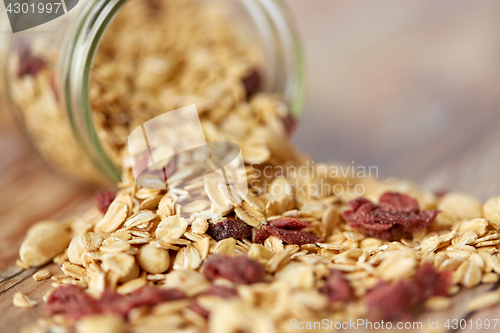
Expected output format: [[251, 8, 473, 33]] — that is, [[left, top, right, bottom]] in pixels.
[[269, 217, 310, 230], [99, 291, 134, 318], [13, 38, 30, 60], [366, 263, 451, 321], [261, 225, 322, 246], [203, 254, 265, 285], [95, 191, 116, 214], [241, 69, 260, 97], [253, 227, 272, 244], [319, 269, 352, 303], [202, 285, 238, 299], [253, 218, 321, 245], [189, 301, 210, 318], [14, 38, 46, 78], [434, 189, 449, 199], [47, 285, 186, 320], [283, 114, 298, 136], [413, 263, 451, 301], [189, 285, 238, 319], [100, 287, 185, 317], [342, 192, 439, 240], [366, 280, 416, 322], [17, 56, 45, 78], [206, 218, 252, 241], [129, 286, 185, 306], [47, 285, 101, 320], [378, 192, 419, 213]]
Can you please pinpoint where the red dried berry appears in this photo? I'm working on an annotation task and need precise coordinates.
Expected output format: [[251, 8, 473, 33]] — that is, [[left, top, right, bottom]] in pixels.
[[253, 227, 272, 244], [47, 285, 101, 320], [413, 262, 451, 301], [129, 286, 186, 306], [261, 225, 323, 246], [319, 269, 352, 303], [269, 217, 310, 230], [379, 192, 419, 213], [434, 189, 449, 199], [189, 301, 210, 318], [99, 291, 135, 318], [365, 263, 451, 321], [100, 287, 186, 317], [13, 38, 30, 60], [241, 68, 260, 97], [188, 285, 237, 319], [95, 191, 116, 214], [47, 285, 185, 320], [366, 280, 417, 322], [253, 217, 321, 245], [17, 56, 45, 78], [202, 285, 238, 299], [206, 218, 253, 241], [282, 114, 298, 136], [342, 192, 439, 240], [203, 254, 265, 285]]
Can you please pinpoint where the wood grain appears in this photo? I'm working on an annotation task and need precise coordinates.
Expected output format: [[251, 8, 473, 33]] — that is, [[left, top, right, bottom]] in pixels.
[[0, 112, 97, 331]]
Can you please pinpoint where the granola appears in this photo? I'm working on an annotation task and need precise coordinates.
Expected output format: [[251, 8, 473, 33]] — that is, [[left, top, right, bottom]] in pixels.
[[14, 0, 500, 332]]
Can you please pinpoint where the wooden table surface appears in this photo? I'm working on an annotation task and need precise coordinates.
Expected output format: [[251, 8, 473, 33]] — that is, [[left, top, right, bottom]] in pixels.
[[2, 0, 500, 331]]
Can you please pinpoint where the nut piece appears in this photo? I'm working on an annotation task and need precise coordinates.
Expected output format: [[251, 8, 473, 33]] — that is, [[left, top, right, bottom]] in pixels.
[[32, 269, 51, 281], [484, 196, 500, 230], [13, 292, 37, 308], [136, 244, 170, 274], [68, 232, 105, 265], [76, 314, 124, 333], [19, 220, 71, 267]]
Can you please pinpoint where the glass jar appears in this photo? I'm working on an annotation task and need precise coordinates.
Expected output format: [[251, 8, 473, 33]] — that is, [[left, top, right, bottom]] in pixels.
[[1, 0, 305, 186]]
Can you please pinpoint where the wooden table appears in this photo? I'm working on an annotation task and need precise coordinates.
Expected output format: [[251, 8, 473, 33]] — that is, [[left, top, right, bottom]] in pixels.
[[2, 0, 500, 331]]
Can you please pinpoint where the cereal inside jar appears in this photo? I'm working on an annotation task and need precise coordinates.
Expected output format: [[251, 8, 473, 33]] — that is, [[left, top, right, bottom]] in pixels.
[[2, 0, 305, 186]]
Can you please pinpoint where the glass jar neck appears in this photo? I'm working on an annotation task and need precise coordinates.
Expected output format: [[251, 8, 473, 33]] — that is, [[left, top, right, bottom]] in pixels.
[[63, 0, 126, 183], [250, 0, 305, 117], [64, 0, 305, 183]]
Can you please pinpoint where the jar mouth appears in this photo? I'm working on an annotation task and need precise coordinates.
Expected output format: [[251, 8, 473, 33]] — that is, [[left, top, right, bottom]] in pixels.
[[65, 0, 305, 183]]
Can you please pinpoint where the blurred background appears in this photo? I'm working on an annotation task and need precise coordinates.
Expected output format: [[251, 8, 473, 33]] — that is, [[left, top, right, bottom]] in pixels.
[[289, 0, 500, 200], [1, 1, 499, 327]]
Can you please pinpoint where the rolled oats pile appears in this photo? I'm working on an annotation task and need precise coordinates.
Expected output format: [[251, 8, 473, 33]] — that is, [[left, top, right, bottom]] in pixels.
[[15, 0, 500, 332]]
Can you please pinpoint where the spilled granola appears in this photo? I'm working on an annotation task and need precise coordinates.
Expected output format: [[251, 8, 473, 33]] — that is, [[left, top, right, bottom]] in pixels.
[[14, 0, 500, 332]]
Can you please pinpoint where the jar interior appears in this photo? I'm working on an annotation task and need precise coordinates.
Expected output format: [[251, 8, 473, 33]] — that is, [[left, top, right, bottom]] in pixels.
[[3, 0, 304, 186], [86, 0, 302, 180]]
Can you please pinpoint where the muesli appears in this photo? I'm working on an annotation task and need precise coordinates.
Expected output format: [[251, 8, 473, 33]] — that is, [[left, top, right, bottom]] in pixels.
[[14, 0, 500, 332]]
